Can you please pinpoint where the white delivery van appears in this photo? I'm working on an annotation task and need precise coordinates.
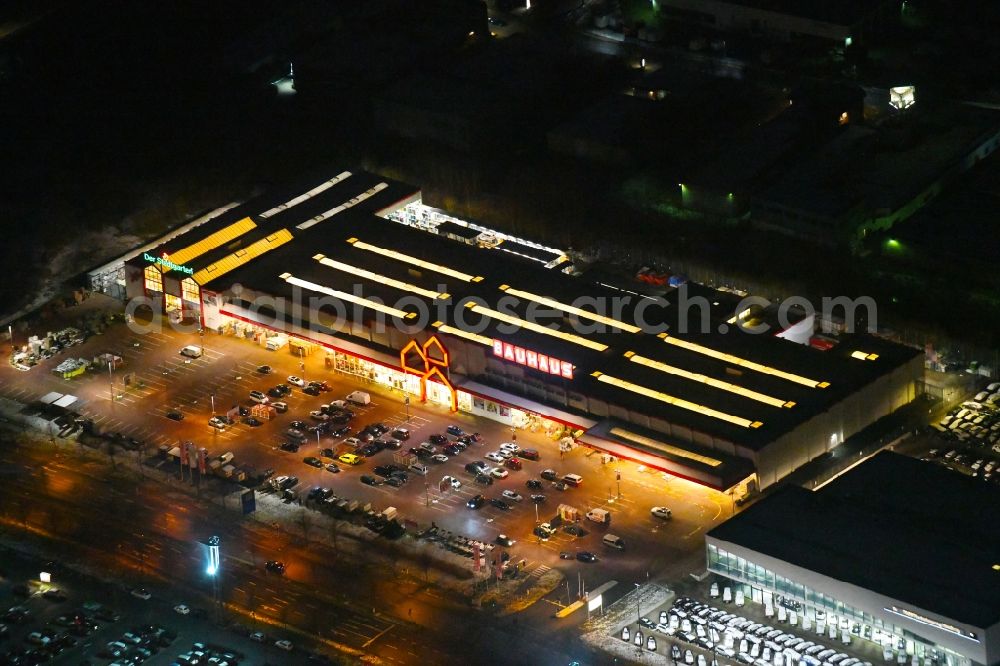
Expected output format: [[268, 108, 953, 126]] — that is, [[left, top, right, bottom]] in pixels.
[[347, 391, 371, 405], [602, 534, 625, 550], [179, 345, 203, 358], [586, 508, 611, 524], [408, 463, 429, 476], [265, 335, 289, 351]]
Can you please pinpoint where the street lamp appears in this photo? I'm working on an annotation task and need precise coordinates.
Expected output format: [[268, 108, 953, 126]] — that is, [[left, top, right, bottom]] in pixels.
[[210, 393, 215, 416], [616, 468, 622, 499], [107, 360, 114, 403], [634, 582, 641, 623], [404, 395, 410, 423]]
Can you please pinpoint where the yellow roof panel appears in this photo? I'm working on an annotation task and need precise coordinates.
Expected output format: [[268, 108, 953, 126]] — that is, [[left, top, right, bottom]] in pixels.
[[193, 229, 293, 285], [164, 217, 257, 271]]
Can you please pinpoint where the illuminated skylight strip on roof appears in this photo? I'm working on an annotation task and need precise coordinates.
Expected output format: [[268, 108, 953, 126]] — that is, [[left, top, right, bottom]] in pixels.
[[660, 334, 828, 389], [192, 229, 293, 285], [280, 273, 416, 320], [347, 238, 483, 283], [850, 351, 880, 361], [465, 303, 608, 352], [296, 183, 388, 231], [626, 352, 794, 408], [592, 371, 763, 429], [432, 322, 494, 347], [165, 217, 257, 271], [499, 285, 642, 333], [259, 171, 352, 218], [609, 427, 722, 467], [313, 254, 448, 300]]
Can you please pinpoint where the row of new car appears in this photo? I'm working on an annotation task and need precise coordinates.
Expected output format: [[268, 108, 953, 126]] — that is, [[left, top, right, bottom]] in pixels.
[[655, 597, 868, 666]]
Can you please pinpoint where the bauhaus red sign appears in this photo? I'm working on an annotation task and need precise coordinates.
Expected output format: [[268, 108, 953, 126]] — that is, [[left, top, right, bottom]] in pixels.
[[493, 340, 573, 379]]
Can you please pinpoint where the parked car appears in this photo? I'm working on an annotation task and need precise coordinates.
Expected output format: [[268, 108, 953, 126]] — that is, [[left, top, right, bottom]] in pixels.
[[467, 494, 486, 509], [303, 456, 323, 468], [257, 365, 272, 374], [287, 376, 306, 387]]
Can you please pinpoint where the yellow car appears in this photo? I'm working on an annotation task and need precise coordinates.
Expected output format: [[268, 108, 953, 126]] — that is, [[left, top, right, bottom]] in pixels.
[[338, 453, 362, 466]]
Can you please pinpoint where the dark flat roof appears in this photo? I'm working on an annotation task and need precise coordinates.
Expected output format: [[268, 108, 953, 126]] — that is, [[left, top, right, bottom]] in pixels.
[[711, 0, 886, 26], [708, 452, 1000, 628], [130, 169, 920, 450]]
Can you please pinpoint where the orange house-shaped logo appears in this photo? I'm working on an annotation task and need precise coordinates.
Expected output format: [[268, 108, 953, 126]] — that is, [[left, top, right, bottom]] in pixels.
[[400, 335, 457, 412]]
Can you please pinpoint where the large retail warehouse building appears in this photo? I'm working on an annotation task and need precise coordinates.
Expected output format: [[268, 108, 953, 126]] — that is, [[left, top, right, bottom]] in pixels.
[[117, 169, 922, 493], [707, 452, 1000, 666]]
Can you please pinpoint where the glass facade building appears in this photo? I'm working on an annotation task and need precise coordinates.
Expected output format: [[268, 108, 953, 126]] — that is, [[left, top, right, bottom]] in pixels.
[[708, 543, 970, 666]]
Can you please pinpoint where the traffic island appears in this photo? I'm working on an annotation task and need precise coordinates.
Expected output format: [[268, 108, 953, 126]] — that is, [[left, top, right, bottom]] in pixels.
[[474, 568, 564, 616]]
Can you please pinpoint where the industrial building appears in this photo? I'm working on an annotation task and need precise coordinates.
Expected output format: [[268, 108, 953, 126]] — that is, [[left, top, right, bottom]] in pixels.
[[707, 451, 1000, 666], [96, 169, 922, 493]]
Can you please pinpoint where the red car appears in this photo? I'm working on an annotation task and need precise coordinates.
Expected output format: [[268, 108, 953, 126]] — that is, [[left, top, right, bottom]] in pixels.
[[505, 457, 523, 471], [518, 448, 540, 461]]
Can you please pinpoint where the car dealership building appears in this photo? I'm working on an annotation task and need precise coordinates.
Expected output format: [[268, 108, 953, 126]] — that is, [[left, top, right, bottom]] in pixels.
[[707, 452, 1000, 666], [103, 169, 922, 493]]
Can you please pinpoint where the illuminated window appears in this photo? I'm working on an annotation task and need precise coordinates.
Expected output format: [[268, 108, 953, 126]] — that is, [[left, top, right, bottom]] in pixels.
[[592, 371, 763, 429], [850, 351, 879, 361], [181, 278, 200, 304], [498, 285, 641, 333], [144, 265, 163, 293], [660, 333, 828, 389], [625, 351, 794, 408], [280, 273, 416, 321], [465, 302, 608, 352], [314, 254, 448, 300], [348, 238, 484, 283]]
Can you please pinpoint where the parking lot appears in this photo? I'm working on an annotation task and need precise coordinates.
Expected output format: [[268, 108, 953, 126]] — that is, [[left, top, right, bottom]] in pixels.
[[910, 383, 1000, 485], [0, 301, 744, 623], [0, 546, 319, 665]]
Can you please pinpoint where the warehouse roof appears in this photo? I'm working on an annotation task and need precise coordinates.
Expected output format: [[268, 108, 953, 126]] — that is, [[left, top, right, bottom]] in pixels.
[[130, 169, 920, 450], [708, 451, 1000, 628]]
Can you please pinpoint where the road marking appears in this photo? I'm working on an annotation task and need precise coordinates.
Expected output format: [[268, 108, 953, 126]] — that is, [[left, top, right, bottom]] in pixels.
[[362, 623, 396, 648]]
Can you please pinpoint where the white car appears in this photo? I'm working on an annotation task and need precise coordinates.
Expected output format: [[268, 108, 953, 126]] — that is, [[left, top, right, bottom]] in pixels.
[[275, 639, 293, 651], [431, 454, 449, 463], [173, 604, 190, 615], [499, 442, 521, 453], [485, 451, 505, 463], [651, 506, 673, 520], [130, 588, 151, 600], [496, 449, 514, 459], [287, 376, 306, 387], [490, 468, 509, 479], [443, 475, 462, 489], [501, 490, 523, 502], [309, 410, 329, 421]]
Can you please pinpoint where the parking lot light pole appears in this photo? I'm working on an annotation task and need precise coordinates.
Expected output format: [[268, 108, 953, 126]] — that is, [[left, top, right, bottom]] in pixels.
[[635, 582, 641, 623], [210, 393, 215, 416], [616, 468, 622, 499], [107, 360, 114, 403]]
